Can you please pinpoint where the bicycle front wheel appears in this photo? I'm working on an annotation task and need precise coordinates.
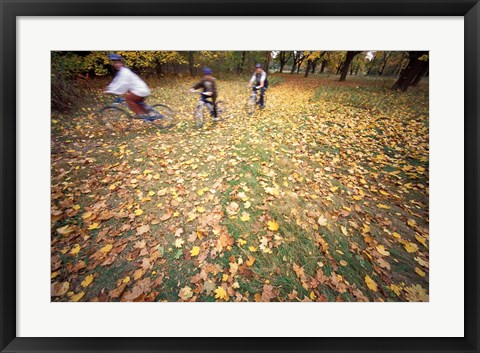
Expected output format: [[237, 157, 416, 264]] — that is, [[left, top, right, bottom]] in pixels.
[[149, 104, 176, 130], [97, 106, 132, 133], [194, 104, 205, 128], [245, 95, 256, 115]]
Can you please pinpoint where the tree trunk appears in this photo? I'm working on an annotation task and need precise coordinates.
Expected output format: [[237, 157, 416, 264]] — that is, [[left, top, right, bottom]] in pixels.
[[320, 59, 327, 73], [188, 51, 195, 77], [264, 51, 271, 72], [312, 61, 317, 74], [411, 62, 429, 86], [391, 51, 428, 91], [304, 60, 312, 77], [366, 56, 377, 76], [339, 51, 361, 82]]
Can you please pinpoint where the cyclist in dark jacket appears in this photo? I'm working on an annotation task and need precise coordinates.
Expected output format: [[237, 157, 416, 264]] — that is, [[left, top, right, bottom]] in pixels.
[[248, 63, 269, 109], [190, 67, 218, 119]]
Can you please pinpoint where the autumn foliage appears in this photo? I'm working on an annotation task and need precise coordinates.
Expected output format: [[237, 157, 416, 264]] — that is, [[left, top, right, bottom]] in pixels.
[[51, 74, 429, 302]]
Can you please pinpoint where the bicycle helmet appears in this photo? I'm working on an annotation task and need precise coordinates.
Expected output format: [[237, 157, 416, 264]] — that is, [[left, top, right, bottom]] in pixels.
[[108, 53, 123, 61], [202, 67, 213, 75], [255, 63, 262, 68]]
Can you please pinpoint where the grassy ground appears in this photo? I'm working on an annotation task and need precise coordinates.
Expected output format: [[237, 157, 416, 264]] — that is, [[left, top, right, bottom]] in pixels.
[[51, 74, 429, 302]]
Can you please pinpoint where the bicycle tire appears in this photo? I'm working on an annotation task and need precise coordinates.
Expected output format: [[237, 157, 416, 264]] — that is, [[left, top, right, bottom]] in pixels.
[[149, 104, 176, 130], [194, 103, 205, 128], [97, 106, 132, 132], [245, 94, 256, 115]]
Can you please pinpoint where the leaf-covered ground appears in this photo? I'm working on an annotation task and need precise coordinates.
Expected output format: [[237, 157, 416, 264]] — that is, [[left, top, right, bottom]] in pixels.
[[51, 75, 429, 302]]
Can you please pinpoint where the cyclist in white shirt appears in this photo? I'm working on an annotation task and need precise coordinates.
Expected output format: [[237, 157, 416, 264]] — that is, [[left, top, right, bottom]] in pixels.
[[247, 63, 269, 109], [105, 53, 152, 118]]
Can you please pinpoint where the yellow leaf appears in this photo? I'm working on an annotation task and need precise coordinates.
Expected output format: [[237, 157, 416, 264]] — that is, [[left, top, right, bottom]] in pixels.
[[214, 286, 228, 301], [72, 204, 81, 210], [330, 186, 338, 192], [376, 245, 390, 256], [341, 226, 348, 236], [415, 267, 426, 277], [246, 256, 256, 266], [309, 291, 317, 300], [267, 220, 279, 231], [222, 274, 229, 281], [108, 184, 117, 190], [81, 274, 94, 288], [148, 191, 155, 196], [122, 276, 130, 284], [71, 291, 85, 302], [379, 190, 389, 196], [377, 204, 391, 209], [82, 211, 93, 219], [240, 212, 250, 222], [237, 238, 247, 246], [403, 242, 419, 253], [415, 234, 428, 248], [197, 206, 206, 213], [88, 222, 100, 230], [190, 246, 200, 257], [51, 271, 60, 279], [407, 219, 416, 227], [392, 232, 402, 239], [365, 275, 378, 292], [134, 209, 144, 216], [390, 284, 401, 296], [340, 260, 348, 267], [363, 224, 371, 233], [353, 195, 363, 200], [244, 201, 251, 209], [70, 244, 81, 255], [100, 244, 113, 253], [248, 246, 258, 252]]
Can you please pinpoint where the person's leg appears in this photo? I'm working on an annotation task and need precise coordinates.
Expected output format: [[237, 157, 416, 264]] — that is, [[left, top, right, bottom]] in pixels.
[[259, 87, 267, 108], [125, 92, 148, 116]]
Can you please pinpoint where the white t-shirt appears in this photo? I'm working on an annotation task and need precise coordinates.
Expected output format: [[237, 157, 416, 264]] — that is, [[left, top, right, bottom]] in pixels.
[[105, 66, 151, 97]]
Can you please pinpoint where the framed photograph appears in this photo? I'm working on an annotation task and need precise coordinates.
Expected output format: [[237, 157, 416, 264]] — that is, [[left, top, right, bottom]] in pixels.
[[1, 0, 478, 352]]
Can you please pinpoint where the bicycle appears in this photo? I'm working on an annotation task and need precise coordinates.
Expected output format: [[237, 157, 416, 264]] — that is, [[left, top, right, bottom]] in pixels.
[[97, 97, 175, 131], [192, 91, 225, 128], [245, 86, 267, 115]]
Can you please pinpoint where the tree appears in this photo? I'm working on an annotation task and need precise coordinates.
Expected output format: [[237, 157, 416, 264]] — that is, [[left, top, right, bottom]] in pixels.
[[391, 51, 428, 91], [277, 51, 292, 73], [339, 51, 361, 81], [304, 51, 325, 78], [290, 51, 305, 74]]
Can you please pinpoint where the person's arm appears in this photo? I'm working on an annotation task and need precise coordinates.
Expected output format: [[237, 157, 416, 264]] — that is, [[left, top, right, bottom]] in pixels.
[[105, 69, 130, 95], [248, 74, 256, 87], [190, 81, 202, 92]]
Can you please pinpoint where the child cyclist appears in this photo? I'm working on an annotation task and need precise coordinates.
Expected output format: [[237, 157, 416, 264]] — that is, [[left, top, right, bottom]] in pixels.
[[104, 53, 153, 118], [247, 63, 269, 109], [189, 67, 219, 121]]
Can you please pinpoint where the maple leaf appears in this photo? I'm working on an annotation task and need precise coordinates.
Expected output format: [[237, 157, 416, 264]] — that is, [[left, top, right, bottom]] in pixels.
[[403, 242, 419, 253], [240, 212, 251, 222], [56, 225, 74, 236], [404, 284, 429, 302], [267, 220, 279, 231], [190, 246, 200, 257], [175, 239, 185, 248], [203, 281, 216, 295], [71, 291, 85, 302], [376, 245, 390, 256], [70, 244, 81, 255], [214, 286, 228, 301], [179, 286, 194, 300], [100, 244, 113, 254], [261, 284, 276, 302]]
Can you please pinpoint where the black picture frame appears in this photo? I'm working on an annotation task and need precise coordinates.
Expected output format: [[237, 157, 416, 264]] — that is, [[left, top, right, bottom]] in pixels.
[[1, 0, 478, 352]]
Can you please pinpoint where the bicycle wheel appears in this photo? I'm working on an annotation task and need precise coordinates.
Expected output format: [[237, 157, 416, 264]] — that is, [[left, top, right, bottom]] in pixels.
[[194, 103, 205, 128], [245, 95, 256, 115], [149, 104, 176, 130], [97, 106, 131, 132]]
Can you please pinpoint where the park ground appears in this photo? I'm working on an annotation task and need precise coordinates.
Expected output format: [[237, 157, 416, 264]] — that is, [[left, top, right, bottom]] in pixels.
[[51, 74, 429, 302]]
